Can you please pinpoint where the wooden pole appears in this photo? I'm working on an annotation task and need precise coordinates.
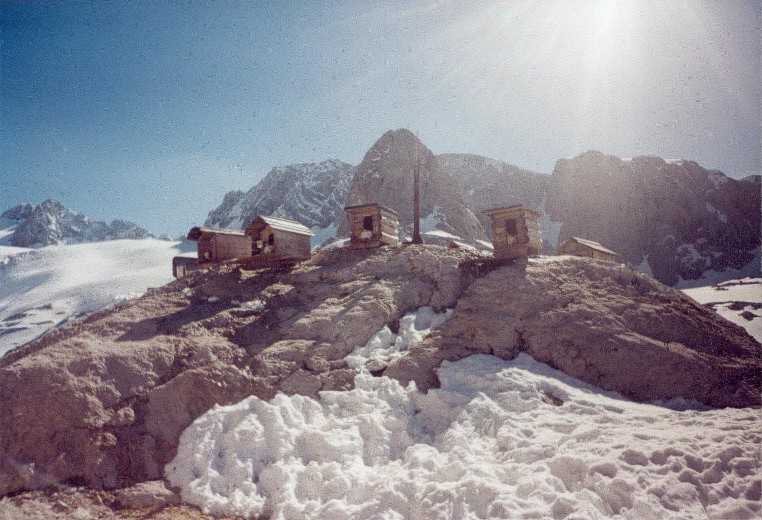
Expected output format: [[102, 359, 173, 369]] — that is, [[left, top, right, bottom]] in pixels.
[[412, 143, 422, 244]]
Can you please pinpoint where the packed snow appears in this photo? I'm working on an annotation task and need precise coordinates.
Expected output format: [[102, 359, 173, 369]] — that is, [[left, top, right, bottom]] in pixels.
[[167, 308, 761, 520], [345, 307, 453, 370], [683, 278, 762, 343], [0, 239, 183, 356]]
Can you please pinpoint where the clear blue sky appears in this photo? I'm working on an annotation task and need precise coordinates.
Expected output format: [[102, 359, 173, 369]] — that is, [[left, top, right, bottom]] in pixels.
[[2, 1, 759, 236]]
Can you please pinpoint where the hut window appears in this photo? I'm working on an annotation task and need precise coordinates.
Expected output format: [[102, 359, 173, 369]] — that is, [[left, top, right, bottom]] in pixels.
[[268, 234, 275, 245], [504, 219, 517, 236], [362, 216, 374, 231]]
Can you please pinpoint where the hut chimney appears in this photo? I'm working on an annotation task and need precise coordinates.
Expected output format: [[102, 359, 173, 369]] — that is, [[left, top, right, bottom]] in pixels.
[[412, 141, 423, 244]]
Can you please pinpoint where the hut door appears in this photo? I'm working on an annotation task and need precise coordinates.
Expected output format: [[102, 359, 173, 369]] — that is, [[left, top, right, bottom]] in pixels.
[[264, 233, 275, 254], [362, 216, 374, 231], [504, 219, 517, 236]]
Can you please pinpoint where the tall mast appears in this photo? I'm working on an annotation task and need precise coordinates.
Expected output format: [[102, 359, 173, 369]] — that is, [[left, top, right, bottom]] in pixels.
[[412, 139, 422, 244]]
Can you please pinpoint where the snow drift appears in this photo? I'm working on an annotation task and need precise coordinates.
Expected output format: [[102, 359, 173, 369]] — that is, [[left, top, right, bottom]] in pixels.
[[167, 308, 761, 520]]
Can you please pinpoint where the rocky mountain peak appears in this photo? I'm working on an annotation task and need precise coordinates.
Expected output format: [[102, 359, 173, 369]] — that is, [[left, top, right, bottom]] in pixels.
[[340, 129, 484, 242], [2, 199, 153, 247], [205, 159, 355, 239]]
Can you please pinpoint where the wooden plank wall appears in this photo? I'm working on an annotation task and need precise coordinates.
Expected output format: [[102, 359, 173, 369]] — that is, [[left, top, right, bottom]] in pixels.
[[212, 235, 252, 261]]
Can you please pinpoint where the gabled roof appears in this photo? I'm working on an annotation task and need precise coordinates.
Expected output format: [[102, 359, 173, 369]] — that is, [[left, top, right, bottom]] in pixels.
[[344, 203, 400, 217], [187, 226, 246, 241], [247, 215, 313, 237], [567, 237, 618, 256]]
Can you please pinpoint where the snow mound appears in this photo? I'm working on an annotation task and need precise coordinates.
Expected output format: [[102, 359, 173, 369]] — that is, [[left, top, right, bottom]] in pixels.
[[0, 239, 180, 356], [167, 310, 761, 519], [346, 307, 452, 369]]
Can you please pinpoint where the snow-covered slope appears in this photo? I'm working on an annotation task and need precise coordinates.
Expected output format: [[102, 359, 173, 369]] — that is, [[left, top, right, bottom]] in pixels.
[[683, 277, 762, 343], [0, 239, 183, 356], [2, 200, 153, 247], [205, 160, 354, 247], [168, 307, 760, 520]]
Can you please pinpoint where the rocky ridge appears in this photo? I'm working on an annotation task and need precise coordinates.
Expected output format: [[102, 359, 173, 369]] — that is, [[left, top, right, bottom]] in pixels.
[[205, 159, 354, 235], [204, 130, 759, 286], [1, 199, 153, 247], [0, 245, 759, 499]]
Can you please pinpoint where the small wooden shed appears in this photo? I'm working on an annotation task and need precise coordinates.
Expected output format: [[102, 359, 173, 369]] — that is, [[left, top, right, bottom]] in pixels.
[[245, 215, 313, 261], [483, 205, 541, 260], [558, 237, 619, 262], [187, 226, 252, 263], [344, 203, 400, 249]]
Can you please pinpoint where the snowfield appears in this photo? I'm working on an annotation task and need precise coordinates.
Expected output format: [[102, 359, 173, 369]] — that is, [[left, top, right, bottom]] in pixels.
[[682, 278, 762, 343], [0, 239, 185, 356], [167, 308, 761, 520]]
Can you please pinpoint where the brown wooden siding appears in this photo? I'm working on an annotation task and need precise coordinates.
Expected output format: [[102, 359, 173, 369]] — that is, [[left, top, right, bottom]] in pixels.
[[347, 206, 400, 248]]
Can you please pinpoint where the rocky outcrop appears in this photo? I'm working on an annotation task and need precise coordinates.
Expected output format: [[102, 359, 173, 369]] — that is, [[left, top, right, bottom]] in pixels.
[[337, 129, 486, 242], [384, 256, 761, 407], [0, 246, 759, 497], [545, 152, 760, 285], [205, 159, 354, 233], [3, 199, 153, 247]]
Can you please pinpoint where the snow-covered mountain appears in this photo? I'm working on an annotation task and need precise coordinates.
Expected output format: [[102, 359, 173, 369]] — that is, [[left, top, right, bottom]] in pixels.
[[1, 199, 153, 247], [205, 159, 354, 245]]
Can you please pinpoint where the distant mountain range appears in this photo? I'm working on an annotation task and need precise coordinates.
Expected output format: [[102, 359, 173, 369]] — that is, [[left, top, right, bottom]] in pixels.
[[0, 199, 153, 247], [206, 129, 760, 286]]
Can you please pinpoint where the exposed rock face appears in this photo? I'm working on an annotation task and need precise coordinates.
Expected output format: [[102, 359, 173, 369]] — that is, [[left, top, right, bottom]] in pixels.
[[545, 152, 761, 285], [437, 153, 550, 228], [205, 159, 354, 232], [337, 129, 486, 242], [384, 256, 761, 407], [3, 199, 153, 247], [0, 247, 759, 497], [436, 152, 559, 250]]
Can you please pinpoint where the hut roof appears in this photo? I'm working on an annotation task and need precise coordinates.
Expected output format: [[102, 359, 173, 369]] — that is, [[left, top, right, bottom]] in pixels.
[[187, 226, 246, 241], [482, 205, 541, 218], [567, 237, 619, 256], [344, 203, 400, 217], [248, 215, 313, 237]]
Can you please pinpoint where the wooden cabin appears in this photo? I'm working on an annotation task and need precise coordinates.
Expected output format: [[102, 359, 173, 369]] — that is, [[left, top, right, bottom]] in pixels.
[[483, 206, 541, 260], [245, 215, 313, 261], [558, 237, 619, 262], [187, 226, 252, 263], [344, 203, 400, 249]]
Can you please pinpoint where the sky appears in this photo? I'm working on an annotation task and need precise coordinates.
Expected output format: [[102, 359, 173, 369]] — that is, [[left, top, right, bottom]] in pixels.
[[1, 0, 759, 236]]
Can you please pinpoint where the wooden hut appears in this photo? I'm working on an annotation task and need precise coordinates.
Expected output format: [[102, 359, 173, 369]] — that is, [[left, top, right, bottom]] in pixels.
[[558, 237, 619, 262], [245, 215, 313, 261], [186, 226, 251, 263], [483, 205, 541, 260], [344, 203, 400, 249]]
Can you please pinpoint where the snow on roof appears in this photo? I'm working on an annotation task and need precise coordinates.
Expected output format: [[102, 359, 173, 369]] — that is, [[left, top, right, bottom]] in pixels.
[[568, 237, 618, 256], [423, 229, 462, 241], [250, 216, 313, 237], [187, 226, 247, 240]]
